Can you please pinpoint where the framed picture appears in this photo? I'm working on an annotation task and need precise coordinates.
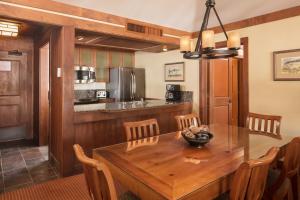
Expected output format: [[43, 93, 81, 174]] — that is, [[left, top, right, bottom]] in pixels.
[[164, 62, 185, 82], [273, 49, 300, 81]]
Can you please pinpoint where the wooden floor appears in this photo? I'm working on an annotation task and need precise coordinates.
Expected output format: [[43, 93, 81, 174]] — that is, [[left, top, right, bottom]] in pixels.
[[0, 145, 59, 194]]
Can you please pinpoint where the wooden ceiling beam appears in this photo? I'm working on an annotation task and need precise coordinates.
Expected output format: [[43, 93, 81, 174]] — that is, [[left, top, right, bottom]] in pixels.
[[0, 0, 190, 45], [192, 6, 300, 38]]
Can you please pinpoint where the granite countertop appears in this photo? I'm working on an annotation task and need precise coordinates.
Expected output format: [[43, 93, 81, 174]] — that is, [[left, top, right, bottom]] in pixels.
[[74, 100, 187, 112]]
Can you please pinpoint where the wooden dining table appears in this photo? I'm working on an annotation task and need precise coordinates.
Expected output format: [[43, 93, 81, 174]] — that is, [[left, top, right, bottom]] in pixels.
[[93, 124, 293, 200]]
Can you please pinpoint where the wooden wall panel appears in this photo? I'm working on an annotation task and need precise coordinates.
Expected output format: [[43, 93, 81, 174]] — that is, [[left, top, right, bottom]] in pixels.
[[49, 26, 75, 176], [72, 103, 192, 173]]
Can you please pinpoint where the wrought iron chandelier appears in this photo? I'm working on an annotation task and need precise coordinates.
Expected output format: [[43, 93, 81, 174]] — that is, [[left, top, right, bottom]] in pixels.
[[180, 0, 240, 59]]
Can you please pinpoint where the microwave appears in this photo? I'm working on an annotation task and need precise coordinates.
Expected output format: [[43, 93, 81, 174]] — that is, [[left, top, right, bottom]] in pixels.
[[74, 66, 96, 84]]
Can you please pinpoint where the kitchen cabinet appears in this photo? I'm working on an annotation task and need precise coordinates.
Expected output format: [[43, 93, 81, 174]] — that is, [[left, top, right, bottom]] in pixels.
[[80, 48, 94, 67], [123, 52, 134, 67], [95, 50, 109, 82], [75, 46, 134, 82], [110, 51, 122, 67]]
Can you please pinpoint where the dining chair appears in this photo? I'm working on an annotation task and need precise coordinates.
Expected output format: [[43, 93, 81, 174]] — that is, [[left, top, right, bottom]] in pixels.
[[126, 136, 159, 152], [123, 119, 160, 141], [264, 137, 300, 200], [175, 113, 201, 131], [216, 147, 279, 200], [246, 112, 282, 138], [73, 144, 139, 200]]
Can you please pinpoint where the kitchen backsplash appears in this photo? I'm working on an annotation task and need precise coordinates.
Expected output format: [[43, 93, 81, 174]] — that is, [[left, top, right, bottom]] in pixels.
[[75, 90, 98, 100], [74, 82, 106, 90], [180, 91, 193, 102]]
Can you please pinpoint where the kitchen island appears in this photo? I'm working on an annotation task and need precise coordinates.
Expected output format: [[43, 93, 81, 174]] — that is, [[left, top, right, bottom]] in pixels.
[[71, 100, 192, 173]]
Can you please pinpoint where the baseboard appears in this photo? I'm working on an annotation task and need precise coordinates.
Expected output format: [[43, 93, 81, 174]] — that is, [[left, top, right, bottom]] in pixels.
[[0, 139, 34, 149], [49, 152, 61, 176]]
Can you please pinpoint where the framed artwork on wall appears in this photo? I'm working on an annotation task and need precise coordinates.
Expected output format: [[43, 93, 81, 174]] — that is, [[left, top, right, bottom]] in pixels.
[[273, 49, 300, 81], [164, 62, 185, 82]]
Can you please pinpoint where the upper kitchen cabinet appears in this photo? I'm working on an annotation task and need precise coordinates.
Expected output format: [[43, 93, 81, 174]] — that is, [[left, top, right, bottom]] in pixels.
[[109, 51, 134, 68], [110, 51, 122, 67], [95, 50, 109, 82], [80, 48, 94, 67], [75, 46, 135, 82], [123, 52, 134, 67]]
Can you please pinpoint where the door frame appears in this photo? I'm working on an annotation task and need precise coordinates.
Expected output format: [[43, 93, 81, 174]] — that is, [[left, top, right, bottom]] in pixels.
[[199, 37, 249, 127], [34, 28, 52, 145]]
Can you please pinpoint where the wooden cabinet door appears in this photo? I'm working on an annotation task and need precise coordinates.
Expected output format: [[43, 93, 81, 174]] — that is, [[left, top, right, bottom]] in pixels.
[[95, 50, 109, 82], [80, 48, 94, 67], [0, 52, 28, 139], [209, 58, 238, 125], [123, 52, 134, 67], [110, 51, 122, 67]]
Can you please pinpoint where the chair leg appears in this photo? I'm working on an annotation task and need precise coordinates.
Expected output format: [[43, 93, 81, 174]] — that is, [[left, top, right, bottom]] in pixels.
[[287, 186, 293, 200], [290, 174, 299, 200]]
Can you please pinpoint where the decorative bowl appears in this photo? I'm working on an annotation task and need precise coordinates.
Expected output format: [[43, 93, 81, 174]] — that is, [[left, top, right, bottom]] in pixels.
[[181, 129, 213, 148]]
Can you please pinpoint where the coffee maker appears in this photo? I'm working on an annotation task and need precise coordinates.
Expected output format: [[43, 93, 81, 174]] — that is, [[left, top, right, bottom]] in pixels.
[[165, 84, 181, 102]]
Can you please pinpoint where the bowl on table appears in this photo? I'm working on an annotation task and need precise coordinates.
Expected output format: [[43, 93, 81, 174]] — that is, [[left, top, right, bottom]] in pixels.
[[181, 126, 213, 148]]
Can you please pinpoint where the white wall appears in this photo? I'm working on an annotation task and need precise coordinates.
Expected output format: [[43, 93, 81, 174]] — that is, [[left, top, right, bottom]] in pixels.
[[136, 16, 300, 136], [135, 50, 199, 113]]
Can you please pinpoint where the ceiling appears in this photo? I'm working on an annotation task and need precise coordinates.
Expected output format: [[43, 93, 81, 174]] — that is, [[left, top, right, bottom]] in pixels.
[[54, 0, 300, 32]]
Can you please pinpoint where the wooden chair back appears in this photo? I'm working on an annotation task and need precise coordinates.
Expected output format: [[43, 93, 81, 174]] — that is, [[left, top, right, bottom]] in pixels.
[[73, 144, 117, 200], [230, 147, 279, 200], [175, 113, 201, 131], [123, 119, 160, 141], [126, 136, 159, 152], [246, 112, 282, 137]]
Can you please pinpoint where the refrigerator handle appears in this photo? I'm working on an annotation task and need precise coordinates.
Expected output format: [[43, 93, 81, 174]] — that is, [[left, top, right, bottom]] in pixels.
[[130, 72, 134, 100], [133, 72, 137, 98]]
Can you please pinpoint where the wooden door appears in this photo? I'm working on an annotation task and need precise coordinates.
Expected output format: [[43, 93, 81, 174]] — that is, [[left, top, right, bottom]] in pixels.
[[208, 58, 238, 125], [0, 52, 28, 141]]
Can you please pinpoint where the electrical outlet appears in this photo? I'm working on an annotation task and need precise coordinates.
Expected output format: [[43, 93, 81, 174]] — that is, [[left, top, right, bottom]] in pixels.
[[57, 67, 62, 77]]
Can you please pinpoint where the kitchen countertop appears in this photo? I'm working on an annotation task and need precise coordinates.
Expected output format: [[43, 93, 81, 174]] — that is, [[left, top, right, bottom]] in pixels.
[[74, 100, 188, 112]]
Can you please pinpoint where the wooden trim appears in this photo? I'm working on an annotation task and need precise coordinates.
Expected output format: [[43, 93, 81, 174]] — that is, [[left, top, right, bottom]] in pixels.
[[0, 0, 189, 45], [199, 37, 249, 127], [34, 28, 52, 145], [192, 6, 300, 38]]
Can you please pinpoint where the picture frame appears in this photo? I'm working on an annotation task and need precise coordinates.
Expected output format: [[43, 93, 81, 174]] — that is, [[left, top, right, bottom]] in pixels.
[[164, 62, 185, 82], [273, 49, 300, 81]]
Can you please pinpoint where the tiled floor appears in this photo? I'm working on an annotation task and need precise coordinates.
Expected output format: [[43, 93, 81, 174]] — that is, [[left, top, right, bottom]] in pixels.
[[0, 145, 59, 194]]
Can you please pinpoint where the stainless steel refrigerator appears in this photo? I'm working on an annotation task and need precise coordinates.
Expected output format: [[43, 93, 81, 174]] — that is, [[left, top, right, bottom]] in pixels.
[[107, 67, 145, 101]]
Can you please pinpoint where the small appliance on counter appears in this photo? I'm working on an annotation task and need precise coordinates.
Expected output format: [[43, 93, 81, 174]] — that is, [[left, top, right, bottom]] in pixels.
[[96, 90, 108, 99], [74, 65, 96, 84], [165, 84, 181, 102]]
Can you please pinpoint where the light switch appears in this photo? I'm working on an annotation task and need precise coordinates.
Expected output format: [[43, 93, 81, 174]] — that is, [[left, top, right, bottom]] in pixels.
[[57, 67, 62, 77]]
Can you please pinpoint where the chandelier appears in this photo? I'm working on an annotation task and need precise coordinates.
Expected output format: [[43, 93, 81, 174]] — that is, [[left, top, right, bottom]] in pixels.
[[180, 0, 240, 59]]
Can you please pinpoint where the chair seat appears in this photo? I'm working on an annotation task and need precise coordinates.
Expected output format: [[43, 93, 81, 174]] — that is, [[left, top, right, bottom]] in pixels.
[[265, 169, 292, 200], [0, 174, 90, 200]]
